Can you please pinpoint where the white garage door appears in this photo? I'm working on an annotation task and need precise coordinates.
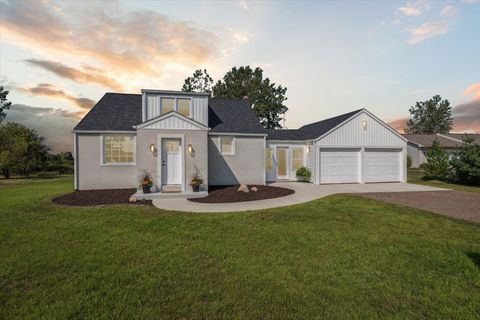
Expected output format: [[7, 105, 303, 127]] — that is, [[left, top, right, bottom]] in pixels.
[[320, 148, 360, 184], [363, 149, 401, 183]]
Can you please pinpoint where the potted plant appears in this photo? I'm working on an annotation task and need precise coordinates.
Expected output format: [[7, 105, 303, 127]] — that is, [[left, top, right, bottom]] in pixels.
[[189, 166, 203, 192], [296, 166, 312, 182], [138, 169, 154, 194]]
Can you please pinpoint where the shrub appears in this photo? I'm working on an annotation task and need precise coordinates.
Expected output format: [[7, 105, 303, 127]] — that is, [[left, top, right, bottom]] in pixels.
[[423, 139, 450, 180], [449, 137, 480, 185], [37, 171, 59, 178], [296, 166, 312, 182], [407, 155, 412, 169]]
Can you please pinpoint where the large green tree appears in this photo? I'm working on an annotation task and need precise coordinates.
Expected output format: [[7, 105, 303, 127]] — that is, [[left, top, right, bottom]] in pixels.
[[212, 66, 288, 129], [405, 95, 453, 134], [0, 123, 48, 178], [182, 69, 214, 94], [449, 137, 480, 185], [0, 86, 12, 124]]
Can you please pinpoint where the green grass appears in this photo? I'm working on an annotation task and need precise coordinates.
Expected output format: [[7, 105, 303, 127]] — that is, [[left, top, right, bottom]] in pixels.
[[1, 176, 479, 319], [408, 168, 480, 193]]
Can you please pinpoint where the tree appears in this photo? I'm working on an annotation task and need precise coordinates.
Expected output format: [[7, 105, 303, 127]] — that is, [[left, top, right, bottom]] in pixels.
[[212, 66, 288, 129], [449, 137, 480, 185], [0, 123, 48, 178], [423, 139, 450, 180], [0, 86, 12, 124], [405, 95, 453, 134], [182, 69, 214, 94]]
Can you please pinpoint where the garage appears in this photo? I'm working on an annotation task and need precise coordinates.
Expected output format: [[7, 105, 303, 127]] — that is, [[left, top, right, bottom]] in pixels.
[[319, 148, 360, 184], [363, 148, 402, 183]]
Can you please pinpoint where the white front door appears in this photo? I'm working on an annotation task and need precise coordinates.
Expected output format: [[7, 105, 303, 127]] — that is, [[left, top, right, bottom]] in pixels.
[[276, 147, 289, 180], [162, 139, 182, 185]]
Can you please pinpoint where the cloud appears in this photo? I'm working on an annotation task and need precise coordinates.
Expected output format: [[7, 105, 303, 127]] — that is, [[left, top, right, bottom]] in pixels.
[[0, 0, 220, 78], [451, 100, 480, 133], [239, 1, 249, 10], [440, 5, 458, 17], [397, 0, 431, 16], [388, 117, 408, 133], [406, 21, 449, 44], [16, 84, 95, 110], [24, 59, 124, 91], [463, 83, 480, 101], [232, 31, 251, 44], [4, 104, 79, 152]]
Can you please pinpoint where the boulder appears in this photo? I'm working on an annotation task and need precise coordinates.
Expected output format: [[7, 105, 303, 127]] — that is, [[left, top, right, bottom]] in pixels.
[[251, 187, 258, 192], [237, 184, 249, 193], [129, 196, 137, 203]]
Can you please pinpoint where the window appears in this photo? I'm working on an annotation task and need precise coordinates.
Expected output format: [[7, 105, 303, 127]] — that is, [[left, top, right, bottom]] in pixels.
[[292, 147, 303, 170], [265, 148, 273, 170], [220, 136, 235, 155], [161, 97, 175, 114], [103, 135, 135, 164], [177, 98, 191, 117]]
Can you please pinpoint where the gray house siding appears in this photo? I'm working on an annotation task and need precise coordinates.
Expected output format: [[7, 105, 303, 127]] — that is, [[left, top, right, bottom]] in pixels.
[[77, 133, 138, 190], [208, 135, 265, 185]]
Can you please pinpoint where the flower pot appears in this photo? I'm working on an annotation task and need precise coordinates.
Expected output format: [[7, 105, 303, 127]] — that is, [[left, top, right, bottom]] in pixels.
[[192, 184, 200, 192], [142, 185, 151, 194]]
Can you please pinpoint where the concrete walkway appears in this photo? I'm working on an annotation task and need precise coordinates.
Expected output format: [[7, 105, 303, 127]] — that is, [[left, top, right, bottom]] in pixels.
[[152, 183, 447, 213]]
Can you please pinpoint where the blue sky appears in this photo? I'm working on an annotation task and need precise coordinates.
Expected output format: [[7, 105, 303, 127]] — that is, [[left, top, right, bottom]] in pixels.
[[1, 0, 479, 151]]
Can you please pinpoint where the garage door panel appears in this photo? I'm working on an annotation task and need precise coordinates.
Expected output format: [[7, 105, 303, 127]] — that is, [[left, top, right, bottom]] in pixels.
[[363, 149, 401, 183], [320, 149, 360, 184]]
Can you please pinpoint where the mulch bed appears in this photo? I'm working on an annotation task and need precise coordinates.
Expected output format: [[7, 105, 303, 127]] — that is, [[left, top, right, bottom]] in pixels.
[[52, 189, 152, 207], [188, 185, 294, 203]]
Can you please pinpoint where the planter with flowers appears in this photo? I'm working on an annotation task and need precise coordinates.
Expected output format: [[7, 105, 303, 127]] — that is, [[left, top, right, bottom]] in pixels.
[[138, 169, 154, 194], [189, 166, 203, 192]]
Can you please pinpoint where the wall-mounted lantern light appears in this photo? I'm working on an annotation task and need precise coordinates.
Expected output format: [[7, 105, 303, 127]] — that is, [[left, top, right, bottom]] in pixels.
[[188, 144, 195, 157], [362, 119, 367, 130], [307, 145, 311, 153], [149, 143, 157, 157]]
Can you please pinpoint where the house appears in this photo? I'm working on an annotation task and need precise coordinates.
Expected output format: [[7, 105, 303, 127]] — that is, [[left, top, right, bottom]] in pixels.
[[402, 133, 479, 168], [73, 90, 408, 195]]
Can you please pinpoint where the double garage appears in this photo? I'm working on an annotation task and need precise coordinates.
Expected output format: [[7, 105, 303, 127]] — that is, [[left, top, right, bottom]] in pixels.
[[319, 148, 403, 184]]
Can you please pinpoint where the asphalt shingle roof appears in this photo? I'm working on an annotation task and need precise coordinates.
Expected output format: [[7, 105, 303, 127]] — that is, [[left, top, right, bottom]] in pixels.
[[74, 93, 141, 131], [266, 109, 364, 141], [208, 99, 266, 134], [444, 133, 480, 145], [401, 134, 463, 148], [73, 93, 266, 134]]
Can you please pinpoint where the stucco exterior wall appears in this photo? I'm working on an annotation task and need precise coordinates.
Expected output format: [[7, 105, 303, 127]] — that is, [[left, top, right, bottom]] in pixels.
[[137, 128, 208, 191], [77, 133, 138, 190], [208, 135, 265, 185]]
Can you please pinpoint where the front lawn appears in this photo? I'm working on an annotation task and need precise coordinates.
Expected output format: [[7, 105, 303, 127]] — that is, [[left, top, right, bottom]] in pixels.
[[408, 168, 480, 193], [1, 176, 479, 319]]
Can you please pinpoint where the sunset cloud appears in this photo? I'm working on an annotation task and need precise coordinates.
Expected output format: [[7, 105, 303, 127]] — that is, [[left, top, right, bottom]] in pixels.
[[463, 83, 480, 101], [25, 59, 124, 91], [0, 0, 220, 79], [16, 84, 95, 110], [397, 0, 431, 16], [406, 21, 449, 44]]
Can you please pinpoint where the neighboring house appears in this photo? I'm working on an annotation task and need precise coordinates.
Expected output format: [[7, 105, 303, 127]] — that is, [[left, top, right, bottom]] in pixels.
[[402, 133, 479, 168], [73, 89, 408, 195]]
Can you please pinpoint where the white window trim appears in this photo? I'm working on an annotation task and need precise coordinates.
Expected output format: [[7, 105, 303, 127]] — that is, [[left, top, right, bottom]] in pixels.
[[219, 136, 236, 156], [100, 134, 137, 166], [292, 146, 305, 171], [160, 96, 192, 117]]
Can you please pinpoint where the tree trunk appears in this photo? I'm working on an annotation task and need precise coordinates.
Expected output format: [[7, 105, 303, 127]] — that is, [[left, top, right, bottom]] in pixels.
[[2, 168, 10, 179]]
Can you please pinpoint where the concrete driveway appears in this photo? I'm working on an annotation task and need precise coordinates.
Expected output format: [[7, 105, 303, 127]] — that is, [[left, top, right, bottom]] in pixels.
[[152, 182, 447, 213]]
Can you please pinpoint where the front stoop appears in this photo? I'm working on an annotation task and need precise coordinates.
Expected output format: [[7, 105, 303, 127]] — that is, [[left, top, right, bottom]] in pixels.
[[132, 190, 208, 200]]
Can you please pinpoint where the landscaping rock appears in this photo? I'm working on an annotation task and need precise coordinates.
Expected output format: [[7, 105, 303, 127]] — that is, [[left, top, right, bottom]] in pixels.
[[251, 187, 258, 192], [129, 196, 137, 203], [238, 184, 249, 193]]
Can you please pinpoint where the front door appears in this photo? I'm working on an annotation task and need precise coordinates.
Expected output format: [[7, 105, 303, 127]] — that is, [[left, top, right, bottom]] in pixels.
[[162, 139, 182, 185], [276, 147, 288, 180]]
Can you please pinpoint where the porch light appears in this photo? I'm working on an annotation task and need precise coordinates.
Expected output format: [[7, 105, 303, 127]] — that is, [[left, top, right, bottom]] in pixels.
[[149, 143, 157, 157], [307, 146, 311, 153], [362, 119, 367, 130], [188, 144, 195, 157]]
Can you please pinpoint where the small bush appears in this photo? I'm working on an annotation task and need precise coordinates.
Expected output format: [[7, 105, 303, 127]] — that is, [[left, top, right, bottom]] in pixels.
[[37, 171, 59, 178], [45, 164, 74, 174], [423, 139, 450, 180], [296, 167, 312, 182], [407, 155, 412, 169]]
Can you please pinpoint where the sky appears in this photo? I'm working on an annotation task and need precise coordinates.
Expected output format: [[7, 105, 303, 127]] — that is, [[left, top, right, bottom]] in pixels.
[[0, 0, 479, 152]]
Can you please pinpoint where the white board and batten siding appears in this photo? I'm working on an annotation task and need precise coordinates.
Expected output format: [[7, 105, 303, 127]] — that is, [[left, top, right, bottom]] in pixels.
[[142, 115, 203, 130], [144, 93, 209, 126]]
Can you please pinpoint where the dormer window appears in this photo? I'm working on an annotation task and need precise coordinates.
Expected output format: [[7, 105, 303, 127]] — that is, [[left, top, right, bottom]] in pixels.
[[160, 97, 175, 114], [177, 98, 191, 117]]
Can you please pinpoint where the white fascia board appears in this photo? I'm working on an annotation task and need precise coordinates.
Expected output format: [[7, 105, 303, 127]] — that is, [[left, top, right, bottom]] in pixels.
[[436, 133, 463, 143], [141, 89, 209, 96], [267, 140, 314, 144], [72, 130, 136, 134], [134, 111, 210, 130]]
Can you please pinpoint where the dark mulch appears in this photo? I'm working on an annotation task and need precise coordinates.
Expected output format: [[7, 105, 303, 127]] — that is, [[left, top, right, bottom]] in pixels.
[[189, 185, 294, 203], [354, 190, 480, 223], [52, 188, 152, 207]]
